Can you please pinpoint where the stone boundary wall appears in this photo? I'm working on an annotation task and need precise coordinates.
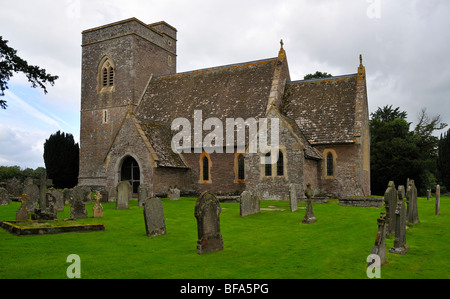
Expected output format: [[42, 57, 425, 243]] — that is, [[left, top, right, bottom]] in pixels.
[[338, 197, 383, 207]]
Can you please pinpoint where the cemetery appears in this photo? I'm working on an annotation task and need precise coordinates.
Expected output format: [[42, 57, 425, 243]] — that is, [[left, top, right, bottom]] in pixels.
[[0, 180, 449, 279]]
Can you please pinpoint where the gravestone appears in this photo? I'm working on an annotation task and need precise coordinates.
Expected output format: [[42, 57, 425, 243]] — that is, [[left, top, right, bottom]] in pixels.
[[168, 188, 180, 201], [289, 184, 298, 212], [6, 177, 22, 197], [0, 187, 10, 206], [138, 184, 148, 207], [240, 190, 260, 217], [49, 188, 64, 212], [16, 194, 30, 221], [109, 186, 118, 203], [34, 172, 52, 209], [100, 190, 109, 203], [93, 192, 103, 218], [143, 197, 166, 237], [384, 181, 397, 235], [389, 192, 410, 255], [63, 188, 72, 205], [116, 181, 131, 210], [45, 192, 57, 216], [70, 186, 89, 219], [406, 179, 419, 224], [302, 183, 317, 224], [370, 213, 387, 265], [22, 180, 39, 211], [435, 184, 440, 215], [427, 189, 431, 201], [195, 191, 223, 254]]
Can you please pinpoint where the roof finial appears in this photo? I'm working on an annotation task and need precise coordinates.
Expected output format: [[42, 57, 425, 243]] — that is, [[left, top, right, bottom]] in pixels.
[[359, 54, 363, 65], [280, 39, 284, 49]]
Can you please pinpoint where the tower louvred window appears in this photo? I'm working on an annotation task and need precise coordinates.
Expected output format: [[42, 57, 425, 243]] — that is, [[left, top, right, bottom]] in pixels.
[[109, 67, 114, 86]]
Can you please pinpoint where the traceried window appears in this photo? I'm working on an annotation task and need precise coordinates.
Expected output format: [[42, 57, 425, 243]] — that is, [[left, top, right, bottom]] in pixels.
[[99, 57, 115, 91]]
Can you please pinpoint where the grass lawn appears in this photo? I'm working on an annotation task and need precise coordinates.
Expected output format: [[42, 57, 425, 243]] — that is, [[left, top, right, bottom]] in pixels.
[[0, 195, 449, 279]]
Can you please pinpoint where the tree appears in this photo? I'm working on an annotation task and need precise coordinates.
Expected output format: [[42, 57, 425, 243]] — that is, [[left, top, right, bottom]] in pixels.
[[43, 131, 79, 189], [303, 71, 332, 80], [437, 129, 450, 189], [370, 105, 447, 195], [0, 36, 58, 109]]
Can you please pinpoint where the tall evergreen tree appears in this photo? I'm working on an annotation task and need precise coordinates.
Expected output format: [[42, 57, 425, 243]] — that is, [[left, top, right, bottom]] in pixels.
[[43, 131, 79, 188], [437, 129, 450, 189]]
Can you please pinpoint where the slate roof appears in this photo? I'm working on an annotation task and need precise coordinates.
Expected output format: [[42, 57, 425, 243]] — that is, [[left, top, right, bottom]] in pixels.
[[136, 57, 277, 123], [135, 117, 188, 168], [280, 74, 359, 145]]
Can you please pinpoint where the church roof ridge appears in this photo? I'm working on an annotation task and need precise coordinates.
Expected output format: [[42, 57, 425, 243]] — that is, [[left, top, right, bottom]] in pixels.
[[155, 57, 278, 80], [288, 73, 358, 85]]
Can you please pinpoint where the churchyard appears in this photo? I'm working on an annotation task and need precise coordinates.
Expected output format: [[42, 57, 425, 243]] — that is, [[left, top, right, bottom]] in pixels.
[[0, 187, 449, 279]]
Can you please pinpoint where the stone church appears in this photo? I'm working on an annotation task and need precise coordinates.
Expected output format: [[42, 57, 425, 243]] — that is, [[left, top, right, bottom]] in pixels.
[[78, 17, 370, 200]]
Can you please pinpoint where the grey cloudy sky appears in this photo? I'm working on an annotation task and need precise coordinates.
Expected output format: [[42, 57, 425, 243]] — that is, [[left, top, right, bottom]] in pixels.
[[0, 0, 449, 169]]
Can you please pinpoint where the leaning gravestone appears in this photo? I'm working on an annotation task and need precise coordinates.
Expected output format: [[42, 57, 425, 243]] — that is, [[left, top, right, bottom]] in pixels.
[[23, 180, 39, 211], [289, 184, 298, 212], [70, 186, 89, 219], [435, 184, 440, 216], [389, 191, 410, 255], [168, 188, 180, 201], [195, 191, 223, 254], [143, 197, 166, 237], [384, 181, 397, 235], [138, 185, 148, 207], [116, 181, 131, 210], [302, 183, 317, 224], [16, 194, 30, 221], [406, 179, 419, 225], [240, 190, 260, 217], [0, 187, 10, 206], [370, 213, 387, 265]]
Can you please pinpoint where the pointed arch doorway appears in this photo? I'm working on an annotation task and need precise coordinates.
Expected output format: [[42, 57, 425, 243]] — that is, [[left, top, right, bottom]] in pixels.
[[120, 156, 140, 194]]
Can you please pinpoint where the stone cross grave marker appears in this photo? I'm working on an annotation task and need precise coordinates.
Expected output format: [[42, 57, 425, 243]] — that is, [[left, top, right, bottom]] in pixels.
[[22, 178, 39, 211], [33, 173, 52, 209], [389, 191, 410, 255], [195, 191, 223, 254], [70, 186, 89, 219], [384, 181, 397, 235], [289, 184, 298, 212], [117, 181, 131, 210], [143, 197, 166, 237], [435, 184, 440, 216], [302, 183, 317, 224], [406, 179, 419, 225], [16, 194, 30, 221], [240, 190, 260, 217], [370, 213, 387, 265], [93, 192, 103, 218]]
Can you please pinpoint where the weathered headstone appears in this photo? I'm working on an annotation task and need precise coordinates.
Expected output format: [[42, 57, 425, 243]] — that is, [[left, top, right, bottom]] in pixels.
[[22, 180, 39, 211], [93, 192, 103, 218], [49, 188, 64, 212], [138, 184, 148, 207], [195, 191, 223, 254], [370, 213, 387, 265], [168, 188, 180, 201], [109, 186, 118, 203], [289, 184, 298, 212], [143, 197, 166, 237], [116, 181, 131, 209], [302, 183, 317, 224], [406, 179, 419, 224], [16, 194, 30, 221], [6, 177, 22, 197], [0, 187, 10, 206], [384, 181, 397, 235], [435, 184, 440, 215], [63, 188, 72, 205], [240, 190, 260, 217], [389, 192, 410, 255], [427, 189, 431, 201], [70, 186, 89, 219], [45, 192, 57, 216]]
